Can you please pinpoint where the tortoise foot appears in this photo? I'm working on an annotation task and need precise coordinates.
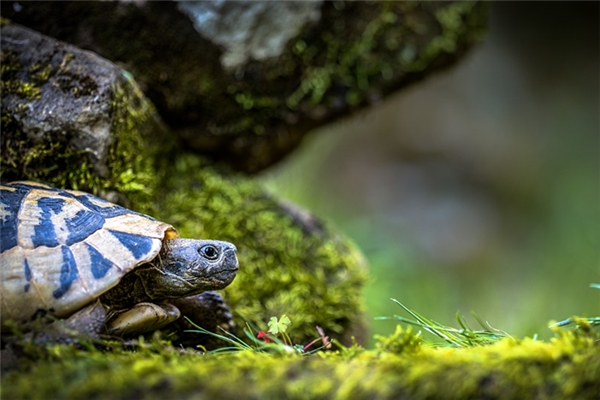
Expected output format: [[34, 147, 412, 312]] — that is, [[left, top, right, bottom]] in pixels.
[[168, 291, 235, 349], [107, 302, 180, 337]]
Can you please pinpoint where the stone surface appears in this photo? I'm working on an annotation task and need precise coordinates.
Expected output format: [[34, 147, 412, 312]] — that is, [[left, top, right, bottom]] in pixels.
[[178, 1, 323, 70], [1, 1, 487, 173], [0, 22, 170, 207], [1, 23, 116, 178]]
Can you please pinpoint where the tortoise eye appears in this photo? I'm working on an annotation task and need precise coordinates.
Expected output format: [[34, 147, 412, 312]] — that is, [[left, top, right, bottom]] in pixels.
[[199, 245, 219, 260]]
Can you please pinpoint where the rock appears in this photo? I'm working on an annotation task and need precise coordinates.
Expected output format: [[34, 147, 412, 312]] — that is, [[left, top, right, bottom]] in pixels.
[[0, 22, 170, 209], [1, 23, 113, 178], [178, 1, 323, 70], [1, 1, 487, 173]]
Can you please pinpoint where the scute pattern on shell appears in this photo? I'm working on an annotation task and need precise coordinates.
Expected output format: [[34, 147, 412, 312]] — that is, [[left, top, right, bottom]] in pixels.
[[0, 182, 177, 325]]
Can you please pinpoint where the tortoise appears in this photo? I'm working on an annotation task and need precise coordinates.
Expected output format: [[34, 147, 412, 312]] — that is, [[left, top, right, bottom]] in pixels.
[[0, 181, 239, 340]]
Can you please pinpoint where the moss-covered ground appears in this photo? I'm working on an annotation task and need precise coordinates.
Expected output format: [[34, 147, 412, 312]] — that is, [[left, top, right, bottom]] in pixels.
[[2, 321, 598, 399]]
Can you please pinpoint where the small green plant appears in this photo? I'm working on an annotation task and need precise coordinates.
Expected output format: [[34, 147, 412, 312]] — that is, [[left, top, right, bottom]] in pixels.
[[549, 283, 600, 330], [266, 314, 292, 345], [376, 298, 512, 347], [379, 284, 599, 347], [185, 314, 333, 355]]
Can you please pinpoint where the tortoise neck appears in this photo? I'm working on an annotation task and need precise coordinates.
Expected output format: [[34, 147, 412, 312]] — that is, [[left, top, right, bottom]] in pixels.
[[100, 269, 155, 308]]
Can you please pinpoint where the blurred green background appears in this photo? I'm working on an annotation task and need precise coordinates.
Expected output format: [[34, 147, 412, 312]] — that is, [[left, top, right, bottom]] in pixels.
[[261, 2, 599, 345]]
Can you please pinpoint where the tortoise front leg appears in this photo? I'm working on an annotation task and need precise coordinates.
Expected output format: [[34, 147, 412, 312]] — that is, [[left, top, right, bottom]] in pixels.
[[168, 291, 236, 349], [106, 303, 180, 337], [27, 300, 108, 343]]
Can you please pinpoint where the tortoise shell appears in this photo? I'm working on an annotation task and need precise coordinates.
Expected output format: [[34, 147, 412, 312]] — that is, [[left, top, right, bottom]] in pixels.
[[0, 181, 178, 326]]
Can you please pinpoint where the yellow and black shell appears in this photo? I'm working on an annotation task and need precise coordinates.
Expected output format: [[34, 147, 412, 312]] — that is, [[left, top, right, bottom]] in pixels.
[[0, 181, 178, 327]]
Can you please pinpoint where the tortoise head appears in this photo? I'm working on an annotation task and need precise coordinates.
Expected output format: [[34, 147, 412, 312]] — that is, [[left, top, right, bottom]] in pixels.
[[135, 239, 238, 300]]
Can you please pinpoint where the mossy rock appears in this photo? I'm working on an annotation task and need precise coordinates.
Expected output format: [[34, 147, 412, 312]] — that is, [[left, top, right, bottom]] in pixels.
[[0, 22, 367, 346], [1, 1, 488, 173], [2, 325, 598, 399], [156, 155, 367, 345], [0, 22, 170, 210]]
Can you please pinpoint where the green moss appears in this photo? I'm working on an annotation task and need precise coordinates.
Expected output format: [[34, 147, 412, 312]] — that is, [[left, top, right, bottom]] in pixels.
[[155, 154, 367, 344], [406, 2, 487, 72], [0, 49, 41, 99], [285, 4, 396, 109], [29, 62, 53, 85], [0, 49, 20, 78], [1, 139, 97, 187], [102, 76, 171, 212], [374, 325, 421, 355], [3, 326, 598, 399], [281, 2, 487, 110], [1, 80, 41, 99]]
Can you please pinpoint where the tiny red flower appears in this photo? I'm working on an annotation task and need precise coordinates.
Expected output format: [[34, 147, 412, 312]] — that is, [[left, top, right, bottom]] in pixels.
[[257, 331, 274, 343]]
